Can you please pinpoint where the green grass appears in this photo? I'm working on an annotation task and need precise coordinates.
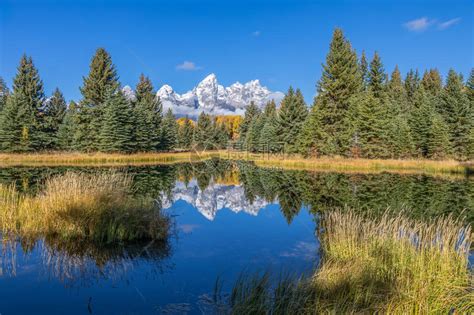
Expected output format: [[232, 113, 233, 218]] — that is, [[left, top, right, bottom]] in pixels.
[[0, 171, 169, 244], [219, 210, 473, 314]]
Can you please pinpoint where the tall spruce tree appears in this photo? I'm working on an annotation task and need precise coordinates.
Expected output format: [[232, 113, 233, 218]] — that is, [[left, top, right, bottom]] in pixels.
[[353, 91, 389, 158], [405, 69, 420, 107], [306, 28, 362, 155], [57, 101, 77, 150], [238, 101, 260, 148], [388, 66, 408, 114], [409, 86, 434, 157], [438, 70, 472, 159], [259, 100, 279, 152], [76, 48, 119, 151], [0, 76, 8, 112], [98, 89, 134, 152], [160, 109, 178, 151], [133, 74, 162, 151], [422, 69, 442, 97], [466, 68, 474, 107], [178, 117, 194, 150], [43, 88, 67, 150], [0, 55, 45, 151], [246, 113, 265, 152], [359, 50, 369, 90], [427, 114, 451, 159], [368, 52, 386, 98], [386, 114, 414, 158], [275, 87, 307, 152], [194, 112, 214, 149], [213, 119, 230, 149]]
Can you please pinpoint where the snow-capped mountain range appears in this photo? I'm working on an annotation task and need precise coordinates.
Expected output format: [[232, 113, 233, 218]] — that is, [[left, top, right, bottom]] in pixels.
[[122, 73, 284, 117], [161, 180, 272, 221]]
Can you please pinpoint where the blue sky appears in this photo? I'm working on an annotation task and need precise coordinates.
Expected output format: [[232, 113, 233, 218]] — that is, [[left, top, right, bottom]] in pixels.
[[1, 0, 472, 103]]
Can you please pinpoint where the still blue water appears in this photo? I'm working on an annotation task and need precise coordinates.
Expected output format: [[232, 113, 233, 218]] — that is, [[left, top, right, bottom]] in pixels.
[[0, 162, 472, 314], [0, 188, 317, 314]]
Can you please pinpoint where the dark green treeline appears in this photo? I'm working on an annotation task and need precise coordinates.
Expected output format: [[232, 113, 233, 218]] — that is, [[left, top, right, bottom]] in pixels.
[[239, 29, 473, 160], [1, 29, 472, 159], [0, 50, 229, 153]]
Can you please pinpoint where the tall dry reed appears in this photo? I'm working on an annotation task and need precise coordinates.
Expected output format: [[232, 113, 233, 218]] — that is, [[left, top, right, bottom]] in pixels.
[[0, 171, 169, 243], [315, 210, 473, 313]]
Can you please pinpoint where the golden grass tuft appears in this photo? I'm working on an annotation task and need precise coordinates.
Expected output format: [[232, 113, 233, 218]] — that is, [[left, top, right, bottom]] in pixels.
[[314, 209, 473, 313], [221, 209, 473, 314], [0, 171, 169, 243]]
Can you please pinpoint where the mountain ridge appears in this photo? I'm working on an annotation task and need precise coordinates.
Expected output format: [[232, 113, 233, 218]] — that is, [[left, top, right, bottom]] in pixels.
[[122, 73, 284, 117]]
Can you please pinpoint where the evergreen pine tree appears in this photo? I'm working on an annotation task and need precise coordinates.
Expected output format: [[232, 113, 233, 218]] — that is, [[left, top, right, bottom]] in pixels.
[[133, 74, 162, 151], [386, 114, 415, 158], [405, 69, 420, 106], [275, 87, 308, 152], [422, 69, 442, 97], [76, 48, 119, 151], [427, 114, 451, 159], [306, 28, 362, 155], [246, 114, 264, 152], [297, 105, 327, 157], [359, 50, 369, 89], [43, 88, 67, 150], [178, 117, 194, 150], [409, 86, 434, 157], [212, 119, 230, 149], [160, 109, 178, 151], [0, 92, 30, 152], [466, 68, 474, 107], [438, 70, 472, 160], [353, 91, 389, 158], [238, 101, 260, 148], [57, 101, 77, 150], [98, 89, 134, 152], [194, 112, 214, 149], [0, 76, 9, 112], [368, 52, 386, 98], [0, 55, 45, 151], [259, 100, 279, 152], [388, 65, 408, 114]]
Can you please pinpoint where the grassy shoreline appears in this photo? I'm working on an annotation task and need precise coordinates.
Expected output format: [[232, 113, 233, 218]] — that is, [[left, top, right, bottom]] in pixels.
[[224, 210, 473, 314], [0, 151, 472, 176]]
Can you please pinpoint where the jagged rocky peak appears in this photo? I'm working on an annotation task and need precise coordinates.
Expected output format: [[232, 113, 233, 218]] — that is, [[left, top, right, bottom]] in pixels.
[[122, 74, 284, 117]]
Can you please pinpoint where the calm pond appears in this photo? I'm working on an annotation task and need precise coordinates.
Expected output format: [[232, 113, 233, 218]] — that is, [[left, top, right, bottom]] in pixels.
[[0, 160, 472, 314]]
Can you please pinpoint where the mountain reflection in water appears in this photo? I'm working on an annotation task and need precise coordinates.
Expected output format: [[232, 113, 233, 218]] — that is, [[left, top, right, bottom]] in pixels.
[[0, 159, 472, 314]]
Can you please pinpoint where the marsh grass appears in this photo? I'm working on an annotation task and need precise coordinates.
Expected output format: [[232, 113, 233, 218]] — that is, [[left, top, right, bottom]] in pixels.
[[222, 210, 473, 314], [0, 171, 169, 244], [0, 151, 471, 178], [230, 153, 473, 177], [315, 210, 473, 313], [0, 151, 218, 167]]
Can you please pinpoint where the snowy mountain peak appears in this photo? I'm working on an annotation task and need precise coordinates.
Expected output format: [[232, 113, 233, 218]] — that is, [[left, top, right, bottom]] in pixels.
[[158, 74, 284, 117], [122, 74, 284, 117]]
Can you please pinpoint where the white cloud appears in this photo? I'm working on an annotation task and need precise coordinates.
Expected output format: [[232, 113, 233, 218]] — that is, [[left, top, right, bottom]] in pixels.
[[252, 30, 261, 37], [404, 17, 462, 32], [176, 61, 202, 71], [438, 17, 461, 30], [404, 17, 432, 32]]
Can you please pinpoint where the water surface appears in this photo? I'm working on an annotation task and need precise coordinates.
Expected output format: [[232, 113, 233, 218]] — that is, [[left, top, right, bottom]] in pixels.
[[0, 160, 472, 314]]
